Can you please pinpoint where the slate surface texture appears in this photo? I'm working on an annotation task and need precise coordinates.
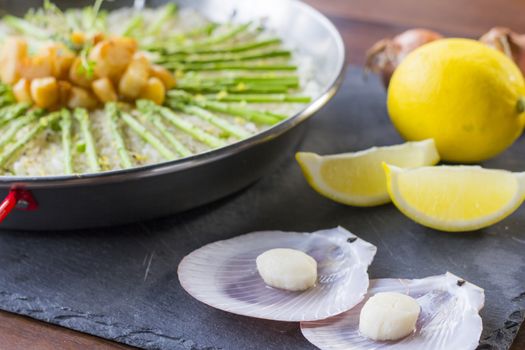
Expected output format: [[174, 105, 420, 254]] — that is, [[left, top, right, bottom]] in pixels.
[[0, 67, 523, 350]]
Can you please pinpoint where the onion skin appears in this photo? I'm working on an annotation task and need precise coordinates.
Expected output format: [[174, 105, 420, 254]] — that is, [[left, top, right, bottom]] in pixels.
[[480, 27, 525, 76], [368, 27, 525, 88], [365, 29, 443, 87]]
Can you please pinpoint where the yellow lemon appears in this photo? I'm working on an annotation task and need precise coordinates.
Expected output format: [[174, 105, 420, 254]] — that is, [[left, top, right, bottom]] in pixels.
[[296, 140, 439, 207], [388, 38, 525, 163], [384, 164, 525, 232]]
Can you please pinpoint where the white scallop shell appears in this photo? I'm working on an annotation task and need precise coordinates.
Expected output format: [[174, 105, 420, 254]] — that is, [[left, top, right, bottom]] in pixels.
[[177, 226, 377, 322], [301, 272, 484, 350]]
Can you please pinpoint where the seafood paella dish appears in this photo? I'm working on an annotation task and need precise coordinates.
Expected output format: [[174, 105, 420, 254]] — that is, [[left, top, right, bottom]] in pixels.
[[0, 0, 319, 176]]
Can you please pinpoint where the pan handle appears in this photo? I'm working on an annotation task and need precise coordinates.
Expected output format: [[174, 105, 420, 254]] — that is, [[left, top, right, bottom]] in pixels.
[[0, 189, 38, 223]]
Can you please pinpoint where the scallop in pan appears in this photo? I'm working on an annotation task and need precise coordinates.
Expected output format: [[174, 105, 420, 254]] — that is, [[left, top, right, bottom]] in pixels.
[[301, 272, 484, 350], [177, 226, 377, 322]]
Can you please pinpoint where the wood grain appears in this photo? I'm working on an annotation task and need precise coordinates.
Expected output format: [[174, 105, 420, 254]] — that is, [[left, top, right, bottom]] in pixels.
[[0, 311, 134, 349], [0, 0, 523, 349], [305, 0, 525, 37]]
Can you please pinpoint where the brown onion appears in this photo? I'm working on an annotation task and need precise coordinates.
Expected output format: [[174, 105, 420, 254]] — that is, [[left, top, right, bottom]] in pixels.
[[480, 27, 525, 76], [365, 29, 443, 87]]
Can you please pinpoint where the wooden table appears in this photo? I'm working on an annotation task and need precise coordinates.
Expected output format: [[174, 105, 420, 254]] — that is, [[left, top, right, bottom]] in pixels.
[[1, 0, 524, 348]]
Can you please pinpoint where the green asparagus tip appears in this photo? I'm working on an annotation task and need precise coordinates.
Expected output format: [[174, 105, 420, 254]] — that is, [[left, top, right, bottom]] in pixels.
[[136, 99, 155, 111]]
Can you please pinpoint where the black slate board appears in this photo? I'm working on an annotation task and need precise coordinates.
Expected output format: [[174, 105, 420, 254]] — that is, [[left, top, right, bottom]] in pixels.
[[0, 67, 524, 350]]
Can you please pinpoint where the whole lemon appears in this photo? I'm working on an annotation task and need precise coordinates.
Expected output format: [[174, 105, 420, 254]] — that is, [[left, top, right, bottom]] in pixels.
[[387, 38, 525, 163]]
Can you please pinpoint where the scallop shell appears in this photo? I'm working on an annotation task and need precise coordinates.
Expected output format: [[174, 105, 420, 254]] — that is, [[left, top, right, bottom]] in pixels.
[[177, 226, 377, 322], [301, 272, 484, 350]]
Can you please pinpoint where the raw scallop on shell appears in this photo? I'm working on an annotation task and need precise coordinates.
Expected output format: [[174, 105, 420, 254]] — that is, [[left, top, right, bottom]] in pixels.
[[178, 227, 377, 322], [301, 272, 484, 350]]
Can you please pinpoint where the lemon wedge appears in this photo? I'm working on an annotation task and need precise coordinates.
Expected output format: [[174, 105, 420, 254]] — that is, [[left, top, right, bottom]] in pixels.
[[384, 164, 525, 232], [296, 140, 439, 207]]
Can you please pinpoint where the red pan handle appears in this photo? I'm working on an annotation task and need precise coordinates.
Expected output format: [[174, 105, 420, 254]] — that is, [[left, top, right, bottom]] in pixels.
[[0, 191, 18, 222], [0, 189, 38, 223]]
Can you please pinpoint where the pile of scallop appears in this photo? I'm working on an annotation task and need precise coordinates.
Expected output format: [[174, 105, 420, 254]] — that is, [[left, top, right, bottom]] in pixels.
[[1, 35, 173, 110], [178, 227, 484, 349]]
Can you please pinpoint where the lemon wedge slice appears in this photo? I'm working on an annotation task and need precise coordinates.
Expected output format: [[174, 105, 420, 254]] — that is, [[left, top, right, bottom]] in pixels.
[[384, 164, 525, 232], [296, 140, 439, 207]]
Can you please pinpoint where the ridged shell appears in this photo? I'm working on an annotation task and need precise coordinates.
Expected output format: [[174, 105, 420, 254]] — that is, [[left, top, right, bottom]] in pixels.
[[301, 272, 484, 350], [178, 226, 377, 322]]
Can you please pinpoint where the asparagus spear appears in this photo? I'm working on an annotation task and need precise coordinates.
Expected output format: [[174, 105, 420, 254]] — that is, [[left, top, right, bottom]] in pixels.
[[121, 14, 144, 37], [81, 0, 108, 34], [177, 75, 300, 91], [121, 111, 176, 160], [144, 22, 219, 50], [181, 74, 300, 85], [171, 89, 288, 121], [0, 112, 61, 168], [181, 22, 252, 50], [163, 62, 297, 72], [0, 84, 16, 108], [173, 103, 251, 139], [204, 93, 312, 103], [157, 49, 291, 65], [180, 22, 219, 40], [106, 103, 133, 169], [176, 83, 289, 94], [0, 96, 14, 109], [146, 3, 177, 37], [162, 38, 282, 55], [64, 9, 82, 32], [0, 84, 16, 104], [159, 108, 226, 148], [0, 113, 37, 149], [3, 15, 50, 40], [197, 100, 283, 124], [150, 116, 192, 157], [60, 109, 74, 175], [0, 105, 15, 119], [0, 82, 11, 93], [167, 91, 285, 124], [74, 108, 101, 173], [0, 103, 31, 127], [138, 100, 225, 148]]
